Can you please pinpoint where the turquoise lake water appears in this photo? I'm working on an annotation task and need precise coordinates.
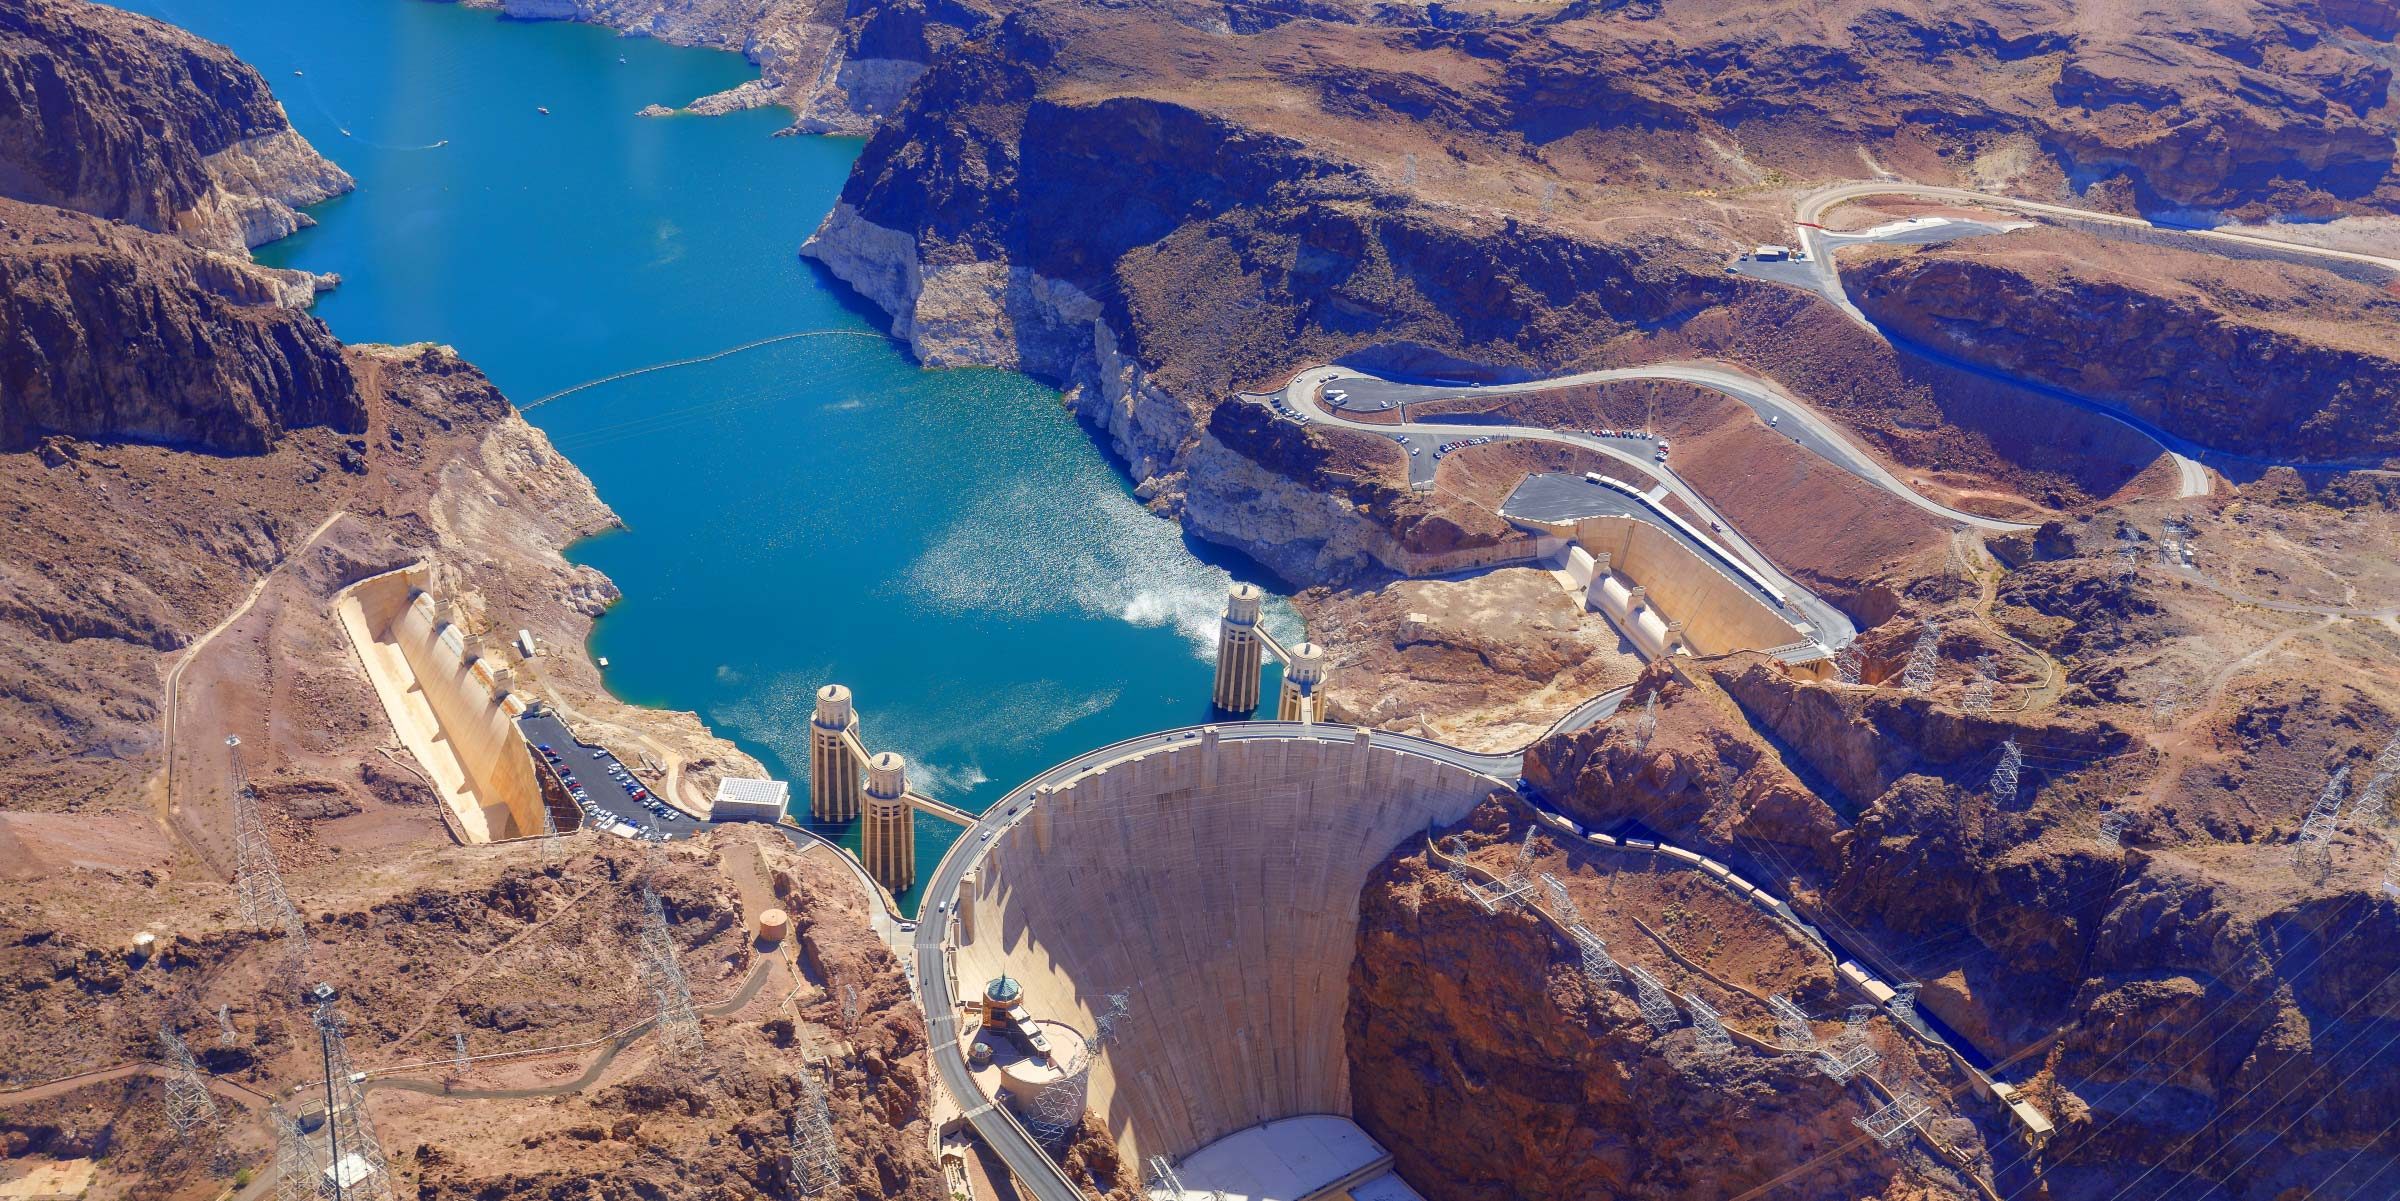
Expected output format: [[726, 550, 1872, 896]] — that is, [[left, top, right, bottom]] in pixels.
[[127, 0, 1293, 909]]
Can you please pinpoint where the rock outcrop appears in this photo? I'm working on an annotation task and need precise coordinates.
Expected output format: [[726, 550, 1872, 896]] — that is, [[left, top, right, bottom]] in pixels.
[[0, 198, 359, 453], [1347, 801, 1980, 1199], [456, 0, 982, 134], [0, 0, 351, 253], [1523, 654, 2400, 1198], [1847, 229, 2400, 463]]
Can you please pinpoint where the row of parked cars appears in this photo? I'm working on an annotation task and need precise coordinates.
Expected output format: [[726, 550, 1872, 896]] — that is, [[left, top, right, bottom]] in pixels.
[[536, 741, 682, 840], [1431, 435, 1494, 461]]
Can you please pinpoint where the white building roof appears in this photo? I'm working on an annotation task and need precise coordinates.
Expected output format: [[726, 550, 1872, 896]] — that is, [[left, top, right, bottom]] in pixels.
[[714, 777, 789, 805], [711, 777, 790, 822]]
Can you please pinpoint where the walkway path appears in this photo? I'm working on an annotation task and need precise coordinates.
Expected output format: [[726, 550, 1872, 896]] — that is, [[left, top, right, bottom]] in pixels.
[[155, 507, 350, 870]]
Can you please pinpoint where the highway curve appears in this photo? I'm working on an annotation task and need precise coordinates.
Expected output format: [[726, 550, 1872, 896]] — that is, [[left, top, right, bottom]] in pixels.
[[1789, 182, 2400, 500]]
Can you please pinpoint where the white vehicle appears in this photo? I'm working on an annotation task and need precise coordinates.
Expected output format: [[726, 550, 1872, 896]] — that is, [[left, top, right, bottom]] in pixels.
[[1769, 414, 1781, 426]]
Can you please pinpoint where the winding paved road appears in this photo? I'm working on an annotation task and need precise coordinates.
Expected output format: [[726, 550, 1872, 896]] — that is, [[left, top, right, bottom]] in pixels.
[[1787, 182, 2400, 500], [1273, 364, 1868, 650]]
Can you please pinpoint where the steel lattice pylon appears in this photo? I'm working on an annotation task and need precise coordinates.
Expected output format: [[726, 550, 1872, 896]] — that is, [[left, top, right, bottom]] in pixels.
[[1899, 622, 1941, 692], [1625, 964, 1680, 1034], [2293, 765, 2353, 868], [1856, 1090, 1933, 1148], [1539, 873, 1580, 924], [789, 1068, 843, 1195], [1768, 994, 1816, 1052], [1681, 992, 1733, 1058], [270, 1102, 320, 1201], [2354, 733, 2400, 823], [637, 887, 703, 1061], [310, 986, 397, 1201], [1146, 1154, 1187, 1200], [157, 1025, 220, 1139], [1814, 1039, 1879, 1081], [228, 736, 305, 947], [1568, 924, 1622, 990], [1990, 738, 2022, 801]]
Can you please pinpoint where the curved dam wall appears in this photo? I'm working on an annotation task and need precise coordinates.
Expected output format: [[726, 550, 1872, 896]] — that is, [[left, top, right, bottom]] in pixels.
[[336, 568, 543, 842], [948, 727, 1504, 1169]]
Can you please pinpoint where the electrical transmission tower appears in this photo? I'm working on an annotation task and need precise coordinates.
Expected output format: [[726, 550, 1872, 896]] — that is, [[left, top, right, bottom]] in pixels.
[[540, 801, 563, 867], [227, 736, 305, 947], [1835, 644, 1862, 686], [1023, 992, 1132, 1146], [1855, 1090, 1933, 1148], [840, 984, 862, 1037], [1681, 992, 1733, 1058], [1147, 1154, 1188, 1200], [2293, 764, 2353, 868], [1900, 623, 1941, 692], [1768, 994, 1816, 1052], [216, 1004, 237, 1046], [1568, 925, 1622, 990], [1509, 826, 1537, 883], [271, 1103, 319, 1201], [1539, 872, 1579, 924], [637, 886, 703, 1061], [1990, 738, 2022, 801], [2098, 808, 2133, 851], [1635, 692, 1659, 748], [1624, 964, 1680, 1034], [1962, 654, 1998, 714], [2353, 734, 2400, 824], [451, 1029, 469, 1080], [157, 1025, 221, 1139], [789, 1067, 843, 1195], [2114, 524, 2144, 578], [1892, 981, 1920, 1018], [309, 984, 397, 1201]]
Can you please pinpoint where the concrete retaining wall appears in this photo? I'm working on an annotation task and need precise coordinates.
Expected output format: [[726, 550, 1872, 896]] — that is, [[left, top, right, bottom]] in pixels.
[[336, 569, 543, 842], [950, 730, 1501, 1169]]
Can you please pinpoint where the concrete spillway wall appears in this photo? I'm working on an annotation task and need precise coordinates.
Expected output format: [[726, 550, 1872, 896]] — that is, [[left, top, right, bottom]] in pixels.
[[1566, 516, 1798, 657], [336, 568, 543, 842], [950, 728, 1504, 1169]]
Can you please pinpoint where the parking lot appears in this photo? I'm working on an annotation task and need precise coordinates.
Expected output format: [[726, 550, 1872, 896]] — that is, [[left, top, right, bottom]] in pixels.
[[518, 709, 696, 843]]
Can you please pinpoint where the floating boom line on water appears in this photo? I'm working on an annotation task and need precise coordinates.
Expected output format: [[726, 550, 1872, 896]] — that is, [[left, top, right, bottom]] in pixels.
[[522, 329, 889, 410]]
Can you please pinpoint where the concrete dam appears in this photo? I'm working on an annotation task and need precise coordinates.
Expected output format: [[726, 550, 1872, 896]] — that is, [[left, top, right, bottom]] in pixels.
[[933, 723, 1509, 1196]]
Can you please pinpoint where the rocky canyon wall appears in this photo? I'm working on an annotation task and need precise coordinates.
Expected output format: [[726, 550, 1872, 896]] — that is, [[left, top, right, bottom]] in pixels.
[[0, 0, 352, 252], [1847, 231, 2400, 463], [0, 199, 359, 453]]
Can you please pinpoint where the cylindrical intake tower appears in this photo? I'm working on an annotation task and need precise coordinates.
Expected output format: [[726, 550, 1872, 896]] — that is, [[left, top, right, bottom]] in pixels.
[[810, 684, 862, 822], [1276, 640, 1328, 722], [862, 751, 915, 894], [1211, 583, 1266, 714]]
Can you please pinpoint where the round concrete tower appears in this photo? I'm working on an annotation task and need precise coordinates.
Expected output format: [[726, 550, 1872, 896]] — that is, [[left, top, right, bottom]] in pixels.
[[1212, 583, 1266, 714], [1276, 640, 1328, 722], [810, 684, 862, 822], [862, 751, 915, 894]]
